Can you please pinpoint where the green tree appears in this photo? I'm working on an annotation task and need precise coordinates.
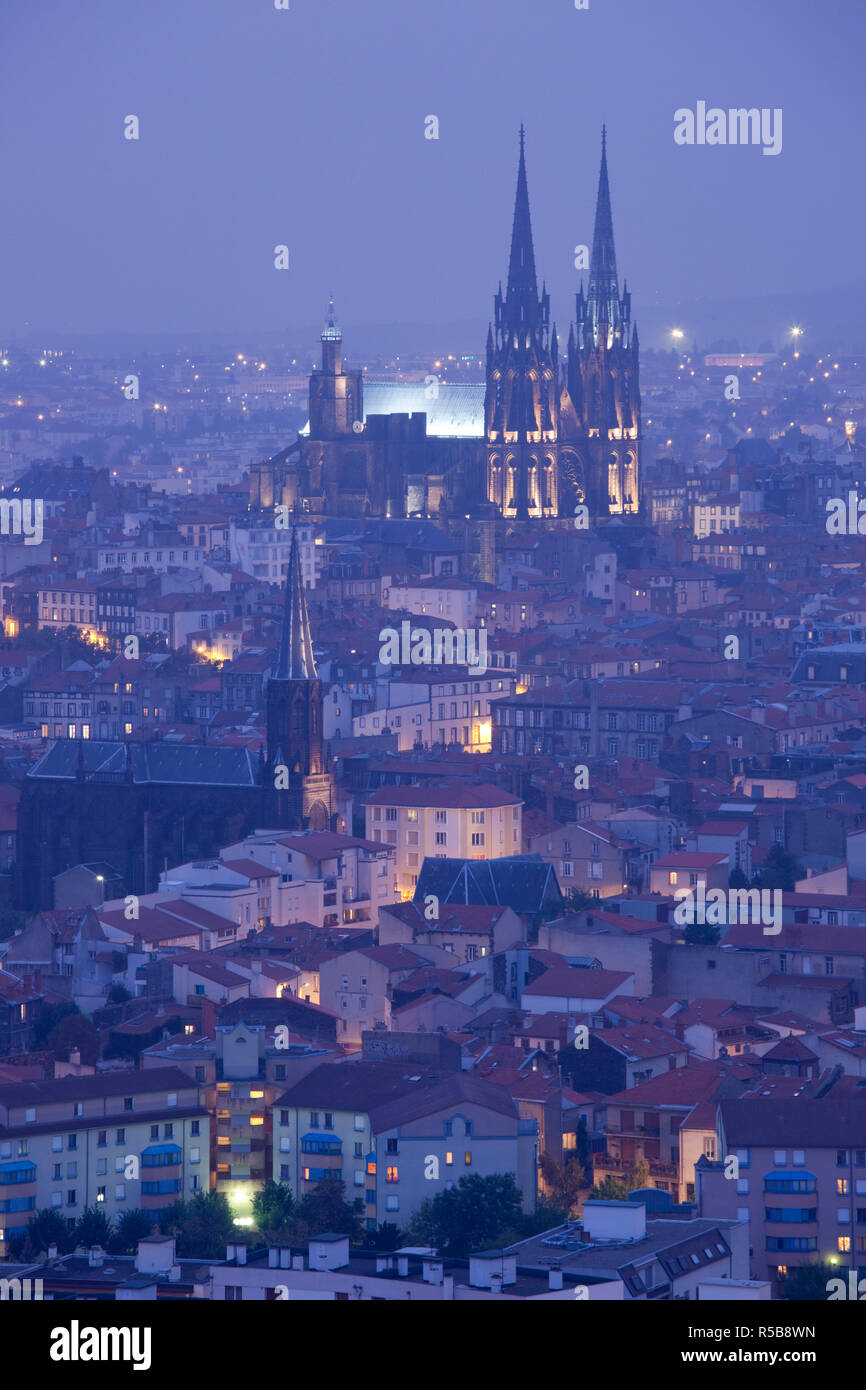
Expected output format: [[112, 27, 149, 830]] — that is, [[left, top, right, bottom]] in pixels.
[[73, 1204, 114, 1250], [169, 1191, 236, 1259], [683, 920, 720, 946], [778, 1261, 836, 1300], [14, 1207, 73, 1258], [45, 1011, 100, 1066], [296, 1178, 363, 1241], [729, 866, 749, 890], [757, 843, 804, 892], [252, 1180, 296, 1235], [589, 1176, 629, 1201], [408, 1173, 524, 1257], [361, 1221, 404, 1251], [538, 1152, 585, 1215], [33, 1000, 80, 1049], [107, 983, 131, 1004], [109, 1209, 155, 1255], [625, 1158, 651, 1192], [575, 1117, 590, 1169]]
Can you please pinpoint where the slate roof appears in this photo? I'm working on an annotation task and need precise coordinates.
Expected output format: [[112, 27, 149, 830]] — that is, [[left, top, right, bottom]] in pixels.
[[26, 740, 260, 787], [413, 854, 562, 914], [720, 1096, 866, 1146]]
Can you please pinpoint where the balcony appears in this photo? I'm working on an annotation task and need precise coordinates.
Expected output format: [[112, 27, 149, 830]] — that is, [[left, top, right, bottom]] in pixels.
[[606, 1124, 661, 1138], [595, 1154, 678, 1178]]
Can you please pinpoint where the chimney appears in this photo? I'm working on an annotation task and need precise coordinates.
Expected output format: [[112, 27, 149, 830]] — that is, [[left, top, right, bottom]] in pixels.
[[548, 1269, 563, 1291], [88, 1246, 105, 1268], [47, 1244, 58, 1261]]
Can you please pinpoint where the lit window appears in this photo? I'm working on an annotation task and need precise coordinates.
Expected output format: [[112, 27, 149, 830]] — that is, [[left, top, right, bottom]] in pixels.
[[386, 1166, 398, 1183]]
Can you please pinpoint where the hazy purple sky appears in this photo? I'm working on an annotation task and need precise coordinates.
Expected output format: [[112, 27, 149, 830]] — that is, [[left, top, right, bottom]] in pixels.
[[2, 0, 864, 339]]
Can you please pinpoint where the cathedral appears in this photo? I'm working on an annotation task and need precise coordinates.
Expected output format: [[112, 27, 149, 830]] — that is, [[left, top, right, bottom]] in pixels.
[[251, 127, 641, 524], [15, 532, 333, 909]]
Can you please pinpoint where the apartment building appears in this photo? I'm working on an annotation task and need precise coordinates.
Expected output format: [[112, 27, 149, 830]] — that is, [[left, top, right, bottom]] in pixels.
[[0, 1068, 208, 1253], [383, 577, 478, 627], [273, 1062, 536, 1231], [530, 822, 643, 899], [378, 901, 523, 966], [364, 785, 523, 898], [493, 679, 680, 760], [228, 519, 320, 589], [36, 579, 98, 636], [353, 668, 516, 754], [155, 830, 395, 931], [318, 944, 439, 1047], [698, 1096, 866, 1286], [96, 533, 203, 575]]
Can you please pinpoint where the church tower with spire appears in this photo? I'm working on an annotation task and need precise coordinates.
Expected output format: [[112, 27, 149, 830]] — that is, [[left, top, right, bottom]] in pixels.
[[308, 296, 363, 439], [266, 528, 334, 831], [565, 128, 641, 516], [485, 127, 561, 520]]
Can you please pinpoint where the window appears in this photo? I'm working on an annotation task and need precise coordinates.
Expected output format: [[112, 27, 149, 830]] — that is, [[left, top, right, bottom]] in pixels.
[[386, 1166, 398, 1183], [765, 1207, 817, 1224]]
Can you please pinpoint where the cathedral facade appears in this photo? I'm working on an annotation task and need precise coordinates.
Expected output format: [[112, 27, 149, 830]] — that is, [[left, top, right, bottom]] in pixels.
[[251, 128, 641, 525]]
